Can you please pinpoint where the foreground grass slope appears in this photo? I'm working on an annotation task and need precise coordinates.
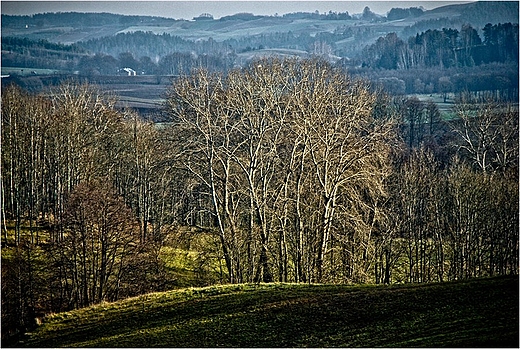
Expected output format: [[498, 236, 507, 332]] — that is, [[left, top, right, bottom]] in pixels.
[[20, 276, 518, 348]]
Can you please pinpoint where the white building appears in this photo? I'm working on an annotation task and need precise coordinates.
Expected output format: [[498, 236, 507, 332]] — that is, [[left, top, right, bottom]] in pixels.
[[122, 68, 136, 76]]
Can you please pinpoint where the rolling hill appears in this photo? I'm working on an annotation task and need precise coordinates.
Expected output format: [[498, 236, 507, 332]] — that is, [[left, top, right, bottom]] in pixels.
[[17, 275, 519, 348], [2, 2, 518, 46], [2, 2, 517, 117]]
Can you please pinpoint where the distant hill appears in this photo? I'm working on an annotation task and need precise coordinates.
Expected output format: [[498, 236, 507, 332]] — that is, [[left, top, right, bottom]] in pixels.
[[402, 1, 519, 37], [2, 1, 517, 95], [426, 1, 518, 25], [17, 276, 519, 348], [2, 2, 517, 45]]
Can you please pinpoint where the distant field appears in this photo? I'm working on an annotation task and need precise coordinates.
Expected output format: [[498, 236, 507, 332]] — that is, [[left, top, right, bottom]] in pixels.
[[93, 78, 169, 114], [1, 73, 170, 116], [236, 48, 311, 63], [414, 93, 457, 119], [1, 67, 68, 76], [18, 276, 519, 348], [118, 18, 364, 42], [3, 74, 512, 122]]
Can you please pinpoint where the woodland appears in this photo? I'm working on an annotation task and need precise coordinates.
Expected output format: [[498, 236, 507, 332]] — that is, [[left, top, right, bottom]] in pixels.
[[2, 57, 518, 343], [1, 2, 519, 345]]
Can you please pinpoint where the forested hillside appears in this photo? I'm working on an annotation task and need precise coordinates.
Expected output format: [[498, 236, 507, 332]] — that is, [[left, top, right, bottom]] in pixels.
[[401, 1, 519, 36], [2, 58, 518, 344], [362, 23, 518, 69], [2, 27, 518, 103], [356, 22, 519, 96], [1, 36, 88, 71]]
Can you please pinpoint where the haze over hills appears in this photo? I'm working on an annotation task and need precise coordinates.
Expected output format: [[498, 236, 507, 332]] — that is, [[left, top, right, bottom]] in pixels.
[[2, 1, 517, 68], [1, 1, 518, 113], [2, 1, 518, 45], [1, 1, 471, 20]]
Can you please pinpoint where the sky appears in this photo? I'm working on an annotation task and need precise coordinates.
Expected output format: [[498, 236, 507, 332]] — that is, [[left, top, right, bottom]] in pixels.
[[1, 1, 473, 19]]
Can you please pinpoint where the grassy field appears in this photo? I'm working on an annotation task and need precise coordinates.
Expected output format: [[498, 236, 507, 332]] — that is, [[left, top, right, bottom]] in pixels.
[[2, 73, 514, 123], [17, 275, 518, 348], [1, 67, 68, 76], [415, 93, 458, 120]]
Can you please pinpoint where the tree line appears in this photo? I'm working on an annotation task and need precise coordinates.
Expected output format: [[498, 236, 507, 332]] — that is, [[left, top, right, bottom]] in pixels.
[[3, 21, 518, 102], [346, 62, 519, 101], [1, 58, 518, 343], [400, 1, 519, 38], [1, 36, 87, 72], [75, 22, 520, 71], [4, 35, 518, 103], [1, 12, 176, 29], [362, 23, 519, 69]]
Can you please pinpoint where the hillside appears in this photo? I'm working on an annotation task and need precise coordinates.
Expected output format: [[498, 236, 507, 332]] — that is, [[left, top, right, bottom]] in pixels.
[[2, 2, 518, 51], [17, 276, 519, 348], [424, 1, 519, 26], [2, 1, 517, 85]]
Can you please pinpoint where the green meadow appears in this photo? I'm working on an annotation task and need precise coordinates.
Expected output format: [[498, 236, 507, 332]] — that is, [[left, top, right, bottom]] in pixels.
[[19, 275, 518, 348]]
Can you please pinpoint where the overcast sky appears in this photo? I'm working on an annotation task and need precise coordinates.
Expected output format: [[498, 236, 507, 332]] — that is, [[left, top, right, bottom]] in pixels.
[[2, 1, 473, 19]]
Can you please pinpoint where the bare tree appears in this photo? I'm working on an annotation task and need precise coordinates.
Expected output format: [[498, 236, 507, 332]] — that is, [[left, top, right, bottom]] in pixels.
[[451, 99, 519, 174], [55, 181, 139, 308], [167, 70, 245, 283], [225, 61, 294, 282], [289, 61, 395, 282]]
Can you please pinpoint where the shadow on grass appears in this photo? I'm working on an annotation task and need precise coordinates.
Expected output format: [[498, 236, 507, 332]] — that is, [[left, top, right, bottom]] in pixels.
[[20, 276, 519, 348]]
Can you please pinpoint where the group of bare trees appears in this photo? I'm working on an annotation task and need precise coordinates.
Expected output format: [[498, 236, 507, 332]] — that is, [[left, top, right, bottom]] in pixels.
[[166, 59, 397, 283], [1, 83, 178, 340], [165, 58, 518, 285], [385, 149, 518, 284], [1, 58, 518, 343]]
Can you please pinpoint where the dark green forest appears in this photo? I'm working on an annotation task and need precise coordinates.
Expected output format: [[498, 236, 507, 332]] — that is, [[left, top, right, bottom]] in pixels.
[[2, 58, 518, 344], [362, 23, 518, 68]]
